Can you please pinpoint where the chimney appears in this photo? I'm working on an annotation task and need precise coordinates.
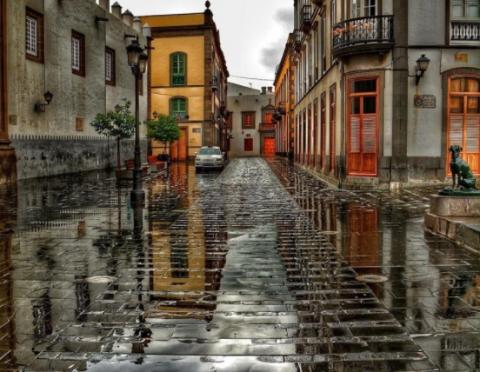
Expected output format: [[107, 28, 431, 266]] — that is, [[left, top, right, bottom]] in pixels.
[[111, 2, 122, 18], [267, 86, 273, 93], [122, 10, 134, 26], [99, 0, 110, 11], [261, 87, 267, 95], [133, 17, 142, 33]]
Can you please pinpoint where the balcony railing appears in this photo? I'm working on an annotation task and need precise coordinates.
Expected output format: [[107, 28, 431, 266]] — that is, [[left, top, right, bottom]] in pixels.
[[332, 15, 394, 58], [293, 29, 303, 52], [301, 5, 313, 32], [259, 123, 276, 132], [451, 20, 480, 42]]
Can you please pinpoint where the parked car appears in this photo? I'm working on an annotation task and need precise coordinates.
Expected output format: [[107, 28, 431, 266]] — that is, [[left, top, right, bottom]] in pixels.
[[195, 146, 225, 171]]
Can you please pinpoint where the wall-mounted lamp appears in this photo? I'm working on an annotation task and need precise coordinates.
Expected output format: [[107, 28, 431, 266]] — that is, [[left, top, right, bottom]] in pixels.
[[34, 91, 54, 113], [415, 54, 430, 85]]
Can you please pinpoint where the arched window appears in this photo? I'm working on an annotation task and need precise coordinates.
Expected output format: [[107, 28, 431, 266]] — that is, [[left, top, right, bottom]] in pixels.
[[170, 52, 187, 86], [170, 97, 188, 120]]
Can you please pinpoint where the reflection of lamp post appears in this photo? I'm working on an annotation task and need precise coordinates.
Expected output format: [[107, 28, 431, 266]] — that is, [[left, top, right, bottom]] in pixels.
[[127, 38, 148, 206]]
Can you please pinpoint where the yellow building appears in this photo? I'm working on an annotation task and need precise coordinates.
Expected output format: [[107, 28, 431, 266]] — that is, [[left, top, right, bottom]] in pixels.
[[142, 3, 229, 160]]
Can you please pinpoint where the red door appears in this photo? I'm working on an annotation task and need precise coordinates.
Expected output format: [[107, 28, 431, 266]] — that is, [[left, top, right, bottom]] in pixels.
[[447, 77, 480, 174], [263, 137, 275, 157], [347, 78, 379, 176]]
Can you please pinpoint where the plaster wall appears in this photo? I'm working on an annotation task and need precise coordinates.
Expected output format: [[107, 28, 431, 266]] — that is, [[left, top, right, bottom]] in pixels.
[[228, 92, 273, 158]]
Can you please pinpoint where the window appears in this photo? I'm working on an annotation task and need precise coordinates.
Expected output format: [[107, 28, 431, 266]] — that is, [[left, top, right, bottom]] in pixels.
[[351, 0, 377, 17], [242, 111, 256, 129], [72, 31, 85, 76], [331, 0, 337, 24], [244, 138, 253, 151], [26, 8, 43, 63], [105, 47, 115, 86], [171, 52, 187, 86], [170, 97, 187, 120], [452, 0, 480, 18], [263, 111, 274, 124]]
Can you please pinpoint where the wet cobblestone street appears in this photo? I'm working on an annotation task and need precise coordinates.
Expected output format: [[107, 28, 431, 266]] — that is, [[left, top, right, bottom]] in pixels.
[[1, 158, 479, 371]]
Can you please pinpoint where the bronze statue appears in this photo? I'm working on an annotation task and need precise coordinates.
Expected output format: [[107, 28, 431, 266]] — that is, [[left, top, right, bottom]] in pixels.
[[440, 145, 479, 196]]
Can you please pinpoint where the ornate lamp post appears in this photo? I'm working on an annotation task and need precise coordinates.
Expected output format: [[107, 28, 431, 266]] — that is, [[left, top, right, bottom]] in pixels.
[[126, 38, 148, 206]]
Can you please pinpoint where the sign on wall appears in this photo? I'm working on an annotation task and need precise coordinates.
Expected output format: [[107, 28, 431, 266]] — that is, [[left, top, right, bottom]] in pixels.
[[414, 95, 436, 109]]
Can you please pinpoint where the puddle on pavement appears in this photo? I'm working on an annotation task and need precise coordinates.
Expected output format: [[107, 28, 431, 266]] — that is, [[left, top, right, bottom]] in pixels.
[[0, 159, 478, 371]]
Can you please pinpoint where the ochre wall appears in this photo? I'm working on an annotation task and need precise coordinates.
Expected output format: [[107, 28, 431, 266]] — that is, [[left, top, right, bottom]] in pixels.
[[142, 14, 204, 28]]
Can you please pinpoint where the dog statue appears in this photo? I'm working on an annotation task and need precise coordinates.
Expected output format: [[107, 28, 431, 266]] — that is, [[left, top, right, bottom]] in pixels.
[[449, 145, 476, 190]]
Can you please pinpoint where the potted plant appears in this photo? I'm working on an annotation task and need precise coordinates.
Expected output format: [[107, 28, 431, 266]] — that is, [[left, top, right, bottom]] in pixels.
[[91, 100, 135, 176], [145, 114, 181, 166]]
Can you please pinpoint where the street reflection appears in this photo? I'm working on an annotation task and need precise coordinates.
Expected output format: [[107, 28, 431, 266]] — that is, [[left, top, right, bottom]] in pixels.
[[269, 158, 480, 371]]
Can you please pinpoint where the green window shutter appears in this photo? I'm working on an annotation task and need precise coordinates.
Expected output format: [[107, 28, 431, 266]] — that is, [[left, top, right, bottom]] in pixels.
[[171, 53, 186, 86], [171, 98, 187, 119]]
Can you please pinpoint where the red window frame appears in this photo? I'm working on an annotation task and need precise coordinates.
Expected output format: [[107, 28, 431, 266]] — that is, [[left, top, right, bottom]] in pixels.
[[242, 111, 256, 129]]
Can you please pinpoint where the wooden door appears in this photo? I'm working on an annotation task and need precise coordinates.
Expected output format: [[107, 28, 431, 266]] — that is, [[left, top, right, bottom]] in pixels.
[[329, 84, 336, 174], [171, 127, 188, 161], [320, 93, 326, 171], [313, 99, 318, 169], [447, 77, 480, 174], [347, 78, 379, 176], [263, 137, 275, 157]]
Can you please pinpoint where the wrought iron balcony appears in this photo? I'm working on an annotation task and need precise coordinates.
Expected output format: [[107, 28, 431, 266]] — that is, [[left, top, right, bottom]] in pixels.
[[292, 29, 303, 52], [301, 5, 313, 32], [332, 15, 394, 58], [450, 20, 480, 43]]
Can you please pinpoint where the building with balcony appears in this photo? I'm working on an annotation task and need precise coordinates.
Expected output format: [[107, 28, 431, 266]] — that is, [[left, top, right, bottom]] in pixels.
[[227, 83, 276, 158], [142, 2, 229, 161], [274, 34, 296, 159], [290, 0, 480, 188], [0, 0, 149, 183]]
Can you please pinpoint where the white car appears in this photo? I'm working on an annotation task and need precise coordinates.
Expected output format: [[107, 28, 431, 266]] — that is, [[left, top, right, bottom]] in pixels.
[[195, 146, 225, 171]]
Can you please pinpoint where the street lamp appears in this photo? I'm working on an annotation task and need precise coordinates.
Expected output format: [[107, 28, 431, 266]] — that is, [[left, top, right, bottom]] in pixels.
[[415, 54, 430, 85], [126, 38, 148, 206]]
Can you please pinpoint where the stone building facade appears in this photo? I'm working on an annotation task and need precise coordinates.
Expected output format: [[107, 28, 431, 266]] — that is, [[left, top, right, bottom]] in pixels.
[[142, 3, 229, 161], [227, 83, 276, 158], [0, 0, 149, 183], [288, 0, 480, 189]]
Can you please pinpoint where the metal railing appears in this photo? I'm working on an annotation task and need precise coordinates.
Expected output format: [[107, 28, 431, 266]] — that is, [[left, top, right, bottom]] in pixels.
[[451, 20, 480, 42], [332, 15, 394, 54]]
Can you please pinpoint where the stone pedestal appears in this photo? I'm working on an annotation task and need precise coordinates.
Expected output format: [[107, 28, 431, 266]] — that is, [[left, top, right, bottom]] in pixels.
[[425, 195, 480, 252], [0, 144, 16, 185]]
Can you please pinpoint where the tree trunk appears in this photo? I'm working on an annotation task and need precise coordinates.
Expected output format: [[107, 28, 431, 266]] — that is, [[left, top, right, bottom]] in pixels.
[[116, 137, 121, 172]]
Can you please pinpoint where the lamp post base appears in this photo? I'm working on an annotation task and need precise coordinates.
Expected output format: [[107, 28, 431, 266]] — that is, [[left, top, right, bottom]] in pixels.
[[130, 189, 145, 207]]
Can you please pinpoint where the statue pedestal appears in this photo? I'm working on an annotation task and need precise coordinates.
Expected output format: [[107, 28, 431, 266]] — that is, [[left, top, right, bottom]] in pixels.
[[425, 195, 480, 253]]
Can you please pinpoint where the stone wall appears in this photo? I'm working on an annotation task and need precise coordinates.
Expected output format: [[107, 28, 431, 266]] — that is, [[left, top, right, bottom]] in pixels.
[[11, 135, 147, 180], [6, 0, 148, 180]]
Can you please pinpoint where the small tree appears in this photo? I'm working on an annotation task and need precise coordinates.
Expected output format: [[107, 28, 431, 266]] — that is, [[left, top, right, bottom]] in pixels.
[[146, 115, 181, 158], [91, 100, 135, 171]]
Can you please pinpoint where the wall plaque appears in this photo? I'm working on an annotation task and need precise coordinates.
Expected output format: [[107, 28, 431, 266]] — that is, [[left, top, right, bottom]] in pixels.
[[414, 95, 436, 109]]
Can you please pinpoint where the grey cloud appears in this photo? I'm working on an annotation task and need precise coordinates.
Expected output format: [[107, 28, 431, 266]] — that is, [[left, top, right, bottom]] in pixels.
[[259, 7, 293, 72]]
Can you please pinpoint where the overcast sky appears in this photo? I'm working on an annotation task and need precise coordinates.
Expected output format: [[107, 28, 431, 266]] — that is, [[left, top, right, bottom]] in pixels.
[[118, 0, 294, 88]]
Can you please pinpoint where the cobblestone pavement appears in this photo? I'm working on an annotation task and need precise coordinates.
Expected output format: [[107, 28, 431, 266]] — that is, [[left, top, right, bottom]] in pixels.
[[0, 158, 479, 371]]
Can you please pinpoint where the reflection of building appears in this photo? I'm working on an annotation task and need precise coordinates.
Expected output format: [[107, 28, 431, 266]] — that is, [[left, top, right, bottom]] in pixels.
[[274, 34, 296, 159], [2, 0, 149, 181], [227, 83, 276, 157], [142, 2, 229, 160], [0, 187, 15, 367], [284, 0, 480, 188]]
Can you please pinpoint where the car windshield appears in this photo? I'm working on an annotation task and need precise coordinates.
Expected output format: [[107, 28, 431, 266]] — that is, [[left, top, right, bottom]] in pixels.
[[199, 148, 221, 155]]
